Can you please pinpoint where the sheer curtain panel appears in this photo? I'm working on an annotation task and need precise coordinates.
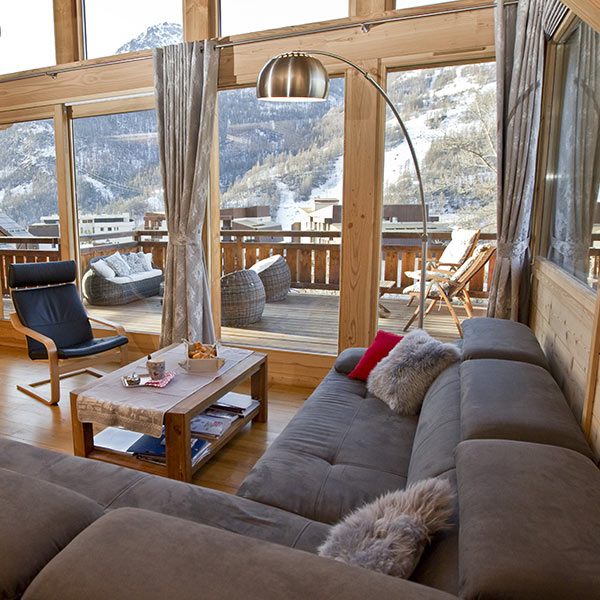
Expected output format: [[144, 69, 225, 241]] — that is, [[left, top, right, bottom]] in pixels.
[[154, 41, 219, 346]]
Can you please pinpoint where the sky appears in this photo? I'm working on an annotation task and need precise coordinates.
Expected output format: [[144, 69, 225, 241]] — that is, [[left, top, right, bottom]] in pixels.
[[0, 0, 448, 75]]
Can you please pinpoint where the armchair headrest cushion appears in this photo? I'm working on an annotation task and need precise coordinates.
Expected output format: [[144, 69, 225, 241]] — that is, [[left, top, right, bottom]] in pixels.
[[8, 260, 77, 289]]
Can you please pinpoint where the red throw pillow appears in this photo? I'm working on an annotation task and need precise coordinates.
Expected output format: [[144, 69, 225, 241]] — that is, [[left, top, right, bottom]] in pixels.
[[348, 330, 404, 381]]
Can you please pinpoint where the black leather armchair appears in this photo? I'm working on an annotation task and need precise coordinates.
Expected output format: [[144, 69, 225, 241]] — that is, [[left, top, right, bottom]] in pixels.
[[9, 260, 129, 405]]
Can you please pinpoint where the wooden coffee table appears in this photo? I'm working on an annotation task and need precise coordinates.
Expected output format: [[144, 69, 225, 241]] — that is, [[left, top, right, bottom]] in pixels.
[[70, 347, 267, 482]]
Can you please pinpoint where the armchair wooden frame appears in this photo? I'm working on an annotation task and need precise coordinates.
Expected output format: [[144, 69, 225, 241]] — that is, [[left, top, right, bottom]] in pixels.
[[406, 229, 481, 306], [9, 312, 128, 406], [404, 245, 496, 337]]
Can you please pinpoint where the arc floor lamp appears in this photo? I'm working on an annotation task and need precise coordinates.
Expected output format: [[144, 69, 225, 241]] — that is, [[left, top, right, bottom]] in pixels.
[[256, 50, 428, 329]]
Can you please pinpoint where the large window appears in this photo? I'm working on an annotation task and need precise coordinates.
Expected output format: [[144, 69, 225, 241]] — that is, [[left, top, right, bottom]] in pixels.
[[0, 1, 56, 74], [218, 79, 345, 353], [220, 0, 347, 36], [544, 20, 600, 289], [72, 109, 164, 332], [83, 0, 183, 59], [0, 118, 59, 318], [378, 62, 497, 335]]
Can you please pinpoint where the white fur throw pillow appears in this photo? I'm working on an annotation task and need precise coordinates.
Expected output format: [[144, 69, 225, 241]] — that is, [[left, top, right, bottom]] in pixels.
[[367, 329, 460, 415], [318, 478, 454, 579]]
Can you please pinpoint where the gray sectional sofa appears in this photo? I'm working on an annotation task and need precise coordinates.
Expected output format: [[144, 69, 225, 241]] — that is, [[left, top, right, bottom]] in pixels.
[[2, 317, 600, 599]]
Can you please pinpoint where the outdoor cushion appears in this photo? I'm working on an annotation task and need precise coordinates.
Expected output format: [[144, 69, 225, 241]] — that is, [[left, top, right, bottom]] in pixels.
[[0, 467, 104, 600], [103, 252, 131, 276], [90, 258, 115, 279]]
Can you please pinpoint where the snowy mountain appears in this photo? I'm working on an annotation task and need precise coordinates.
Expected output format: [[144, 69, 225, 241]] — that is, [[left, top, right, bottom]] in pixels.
[[0, 23, 497, 232], [115, 22, 183, 54]]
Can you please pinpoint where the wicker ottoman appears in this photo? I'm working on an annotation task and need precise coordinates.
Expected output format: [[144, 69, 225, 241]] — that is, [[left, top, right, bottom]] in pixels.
[[250, 255, 291, 302], [221, 269, 266, 327]]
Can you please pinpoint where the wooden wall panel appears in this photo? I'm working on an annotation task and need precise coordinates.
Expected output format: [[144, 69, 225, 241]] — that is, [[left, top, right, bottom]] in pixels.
[[530, 258, 598, 457]]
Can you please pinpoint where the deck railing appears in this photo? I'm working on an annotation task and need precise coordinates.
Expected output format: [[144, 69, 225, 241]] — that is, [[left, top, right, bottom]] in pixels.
[[0, 229, 499, 299], [221, 229, 498, 298]]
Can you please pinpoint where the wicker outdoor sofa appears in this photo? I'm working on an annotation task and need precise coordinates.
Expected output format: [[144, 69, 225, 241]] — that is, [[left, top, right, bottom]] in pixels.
[[82, 252, 163, 306]]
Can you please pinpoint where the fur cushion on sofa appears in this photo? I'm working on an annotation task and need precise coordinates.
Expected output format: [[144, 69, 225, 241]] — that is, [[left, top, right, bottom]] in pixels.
[[367, 330, 460, 415], [318, 478, 454, 579]]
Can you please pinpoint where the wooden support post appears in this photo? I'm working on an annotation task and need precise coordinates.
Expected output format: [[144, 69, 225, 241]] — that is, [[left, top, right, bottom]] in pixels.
[[53, 0, 85, 64], [349, 0, 395, 16], [338, 59, 385, 352], [54, 105, 79, 267], [183, 0, 220, 42]]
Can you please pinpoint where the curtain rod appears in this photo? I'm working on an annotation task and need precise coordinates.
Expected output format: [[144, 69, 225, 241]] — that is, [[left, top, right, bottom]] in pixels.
[[0, 2, 512, 85]]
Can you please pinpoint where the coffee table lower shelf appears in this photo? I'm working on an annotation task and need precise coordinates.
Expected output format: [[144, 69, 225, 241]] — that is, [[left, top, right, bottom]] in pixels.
[[87, 404, 261, 478]]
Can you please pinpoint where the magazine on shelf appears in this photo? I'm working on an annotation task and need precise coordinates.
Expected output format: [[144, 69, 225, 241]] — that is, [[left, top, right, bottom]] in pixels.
[[127, 433, 209, 463], [136, 442, 211, 467], [203, 408, 240, 421], [93, 427, 143, 452], [212, 392, 260, 417], [190, 414, 235, 439]]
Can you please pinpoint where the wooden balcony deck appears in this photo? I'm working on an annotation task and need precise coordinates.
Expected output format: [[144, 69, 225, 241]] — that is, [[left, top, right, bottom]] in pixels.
[[2, 291, 485, 354]]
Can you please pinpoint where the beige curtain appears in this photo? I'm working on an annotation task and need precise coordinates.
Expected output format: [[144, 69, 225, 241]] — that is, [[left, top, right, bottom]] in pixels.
[[547, 23, 600, 281], [154, 40, 219, 346], [488, 0, 568, 321], [488, 0, 545, 322]]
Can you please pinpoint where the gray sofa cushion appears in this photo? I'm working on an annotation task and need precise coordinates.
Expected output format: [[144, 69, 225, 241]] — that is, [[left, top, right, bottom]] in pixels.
[[456, 439, 600, 600], [0, 467, 104, 599], [0, 436, 148, 507], [108, 473, 330, 553], [24, 508, 459, 600], [460, 359, 594, 459], [334, 347, 366, 374], [410, 471, 459, 597], [407, 363, 461, 485], [238, 367, 417, 523], [461, 317, 549, 369]]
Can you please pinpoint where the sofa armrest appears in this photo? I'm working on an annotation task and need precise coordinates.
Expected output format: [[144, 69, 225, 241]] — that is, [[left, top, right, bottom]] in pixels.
[[334, 347, 366, 374], [24, 508, 458, 600]]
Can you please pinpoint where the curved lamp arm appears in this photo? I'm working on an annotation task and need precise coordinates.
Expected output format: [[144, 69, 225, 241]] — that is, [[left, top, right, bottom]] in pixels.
[[260, 50, 429, 329]]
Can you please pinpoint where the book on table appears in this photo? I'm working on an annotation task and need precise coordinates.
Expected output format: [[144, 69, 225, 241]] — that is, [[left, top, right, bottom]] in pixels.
[[211, 392, 261, 418], [190, 413, 236, 440], [127, 433, 211, 465]]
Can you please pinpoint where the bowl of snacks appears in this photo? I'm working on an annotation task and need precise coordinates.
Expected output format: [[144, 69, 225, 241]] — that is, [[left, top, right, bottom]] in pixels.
[[181, 340, 225, 372]]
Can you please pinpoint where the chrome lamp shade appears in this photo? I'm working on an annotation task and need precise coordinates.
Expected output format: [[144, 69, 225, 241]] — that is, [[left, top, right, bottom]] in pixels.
[[256, 49, 429, 330], [256, 52, 329, 102]]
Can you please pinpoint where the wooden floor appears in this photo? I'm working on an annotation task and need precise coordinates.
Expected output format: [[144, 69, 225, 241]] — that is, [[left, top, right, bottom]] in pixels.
[[0, 345, 310, 494], [3, 292, 485, 353], [35, 291, 486, 353]]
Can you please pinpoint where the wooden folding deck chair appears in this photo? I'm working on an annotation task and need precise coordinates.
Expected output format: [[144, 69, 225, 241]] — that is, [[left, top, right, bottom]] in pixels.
[[9, 260, 129, 405], [403, 244, 496, 337]]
